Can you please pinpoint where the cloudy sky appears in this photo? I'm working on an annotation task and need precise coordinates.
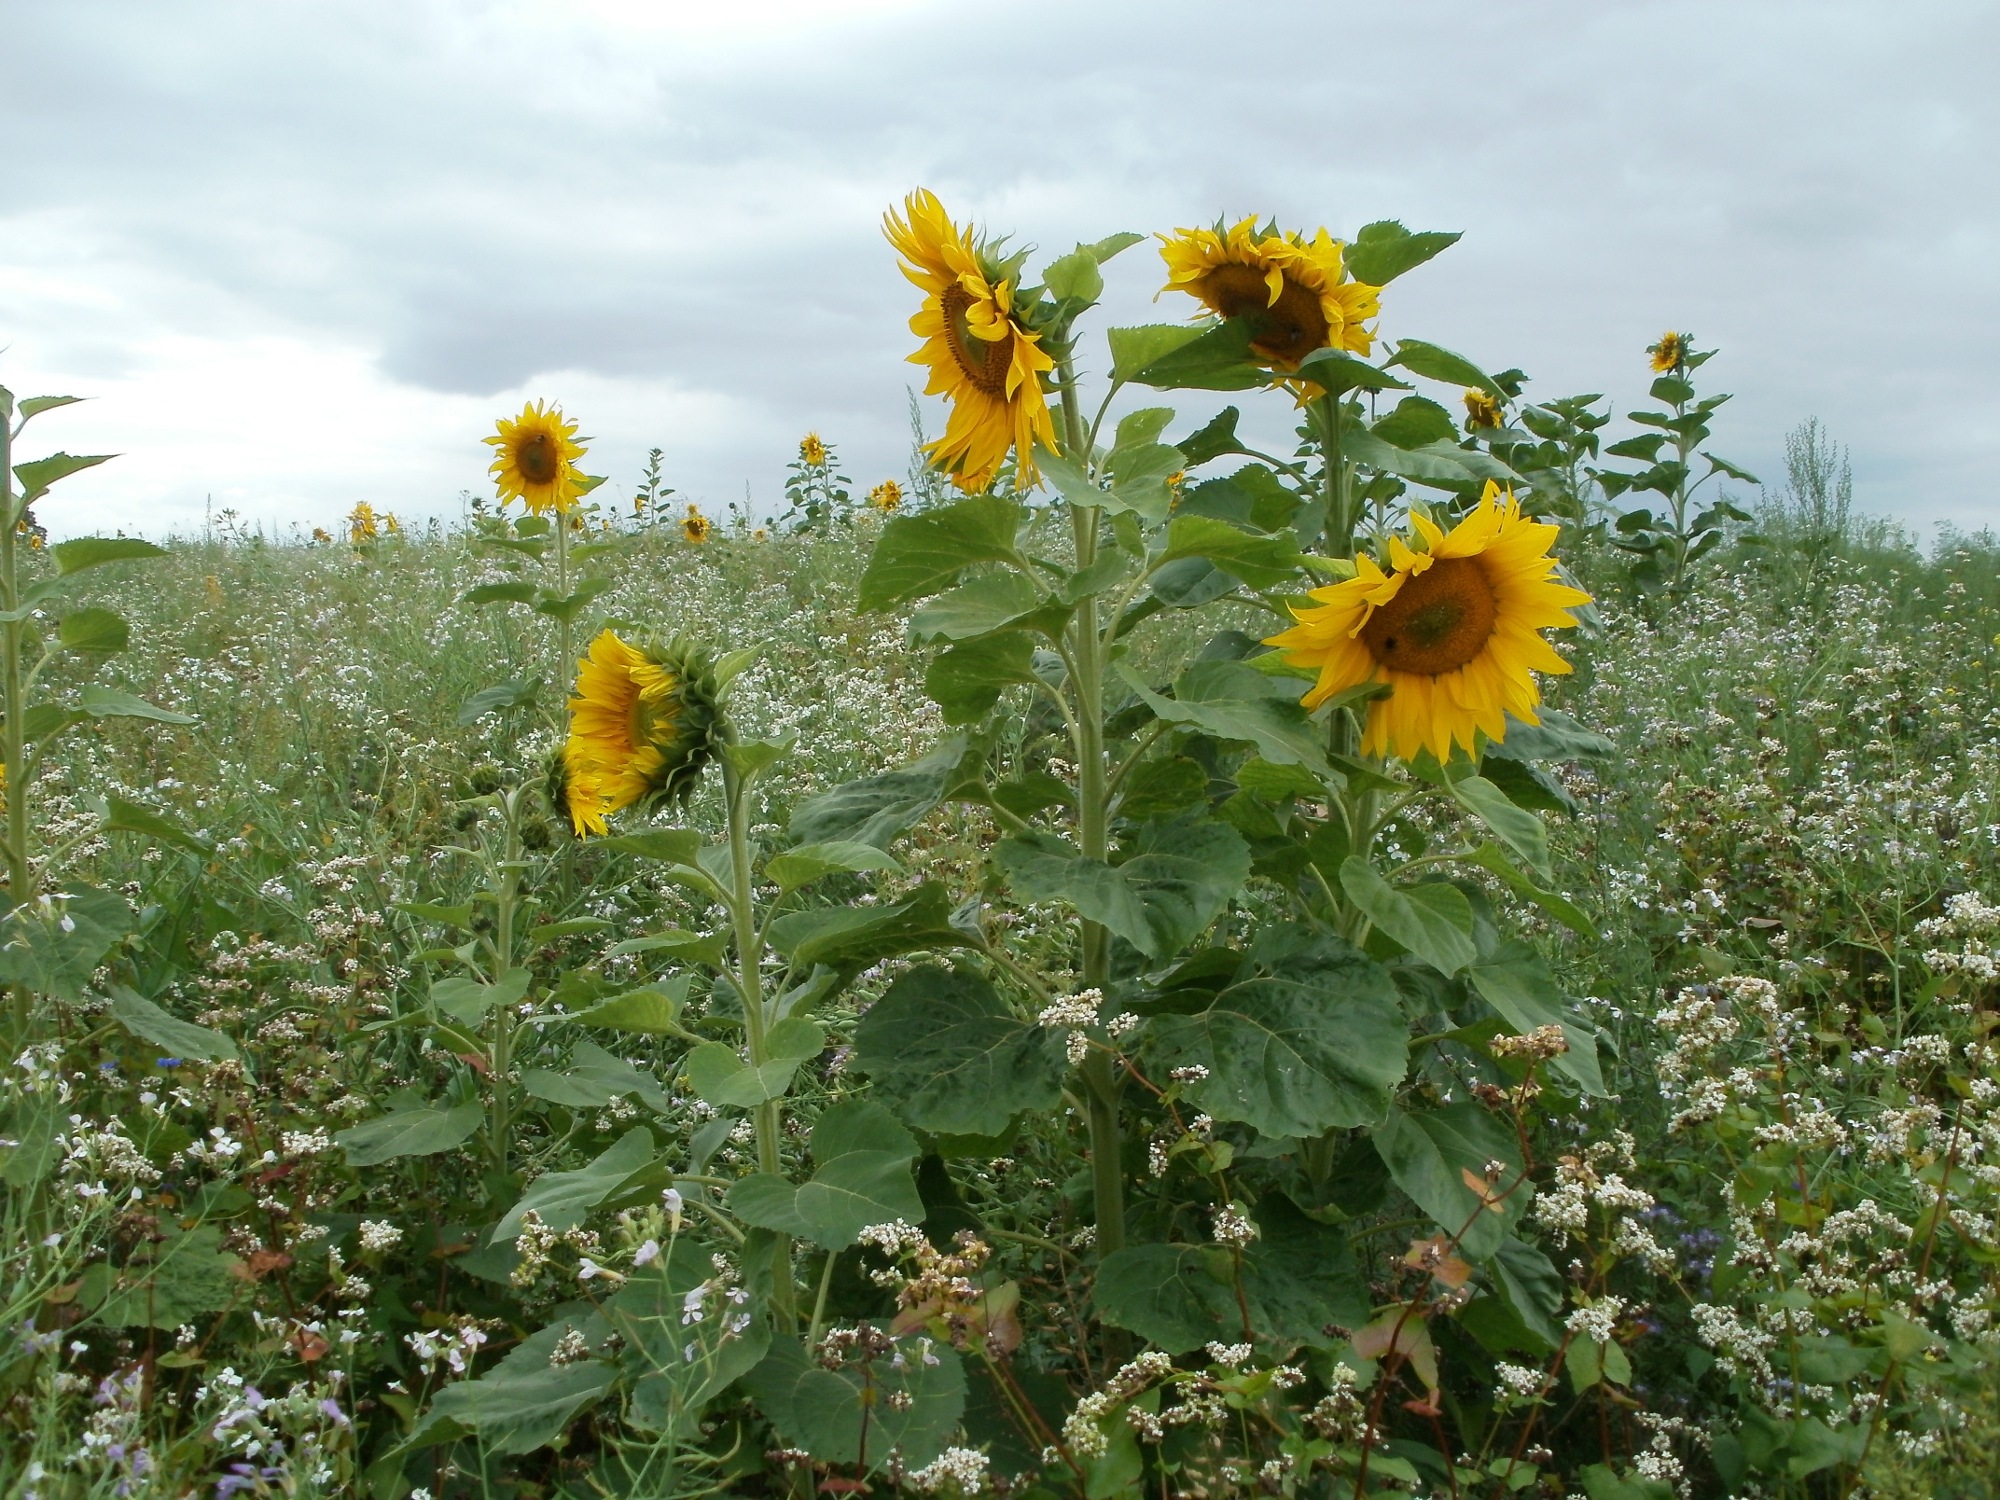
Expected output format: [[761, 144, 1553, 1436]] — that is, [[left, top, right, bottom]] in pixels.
[[3, 0, 1994, 540]]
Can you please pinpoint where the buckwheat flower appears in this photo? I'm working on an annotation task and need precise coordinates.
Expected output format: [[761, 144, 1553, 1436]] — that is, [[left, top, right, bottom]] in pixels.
[[633, 1238, 662, 1269], [357, 1220, 402, 1253], [1211, 1204, 1259, 1248]]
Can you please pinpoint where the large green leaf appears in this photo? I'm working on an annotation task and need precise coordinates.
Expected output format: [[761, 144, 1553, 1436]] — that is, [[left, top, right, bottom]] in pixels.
[[77, 684, 194, 724], [995, 815, 1249, 963], [684, 1017, 826, 1108], [1129, 318, 1267, 391], [1240, 1193, 1371, 1348], [108, 987, 238, 1062], [420, 1322, 617, 1455], [1107, 323, 1209, 382], [495, 1125, 656, 1239], [1176, 463, 1303, 533], [852, 966, 1064, 1138], [908, 572, 1049, 642], [726, 1100, 922, 1250], [764, 840, 902, 893], [1115, 660, 1331, 774], [1488, 708, 1614, 762], [0, 884, 133, 1000], [1292, 347, 1412, 396], [1338, 860, 1477, 975], [1465, 942, 1607, 1096], [786, 735, 971, 849], [607, 1252, 772, 1438], [1386, 340, 1501, 396], [566, 979, 692, 1034], [17, 456, 117, 504], [1341, 221, 1462, 286], [857, 495, 1023, 611], [1146, 925, 1407, 1138], [765, 882, 974, 977], [99, 796, 210, 853], [58, 607, 129, 654], [744, 1335, 966, 1470], [47, 534, 162, 576], [924, 631, 1037, 724], [90, 1224, 243, 1329], [336, 1101, 484, 1168], [1158, 515, 1305, 589], [522, 1040, 672, 1112], [431, 967, 532, 1023], [1451, 774, 1552, 880], [1094, 1243, 1240, 1352], [1373, 1102, 1525, 1260]]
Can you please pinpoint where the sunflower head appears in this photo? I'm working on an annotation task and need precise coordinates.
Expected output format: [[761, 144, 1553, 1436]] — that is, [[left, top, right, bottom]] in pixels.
[[562, 630, 725, 837], [1649, 331, 1687, 374], [868, 480, 903, 513], [885, 189, 1059, 491], [799, 433, 829, 467], [681, 505, 712, 545], [486, 400, 587, 515], [1159, 216, 1382, 370], [348, 502, 378, 544], [1263, 483, 1592, 764], [1463, 388, 1502, 430]]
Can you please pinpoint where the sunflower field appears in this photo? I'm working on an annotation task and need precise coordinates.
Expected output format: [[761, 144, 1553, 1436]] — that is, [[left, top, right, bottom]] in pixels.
[[3, 197, 2000, 1500]]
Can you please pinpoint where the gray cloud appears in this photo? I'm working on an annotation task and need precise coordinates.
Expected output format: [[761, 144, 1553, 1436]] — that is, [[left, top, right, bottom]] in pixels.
[[3, 0, 1995, 535]]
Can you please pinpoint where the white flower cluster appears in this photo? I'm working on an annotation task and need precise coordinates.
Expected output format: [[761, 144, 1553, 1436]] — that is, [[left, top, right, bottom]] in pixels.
[[900, 1445, 990, 1495]]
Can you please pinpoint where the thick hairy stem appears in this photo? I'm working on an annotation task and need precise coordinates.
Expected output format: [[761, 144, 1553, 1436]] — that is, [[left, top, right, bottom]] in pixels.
[[724, 755, 797, 1329], [488, 793, 523, 1178], [1, 400, 32, 1040], [553, 506, 574, 707]]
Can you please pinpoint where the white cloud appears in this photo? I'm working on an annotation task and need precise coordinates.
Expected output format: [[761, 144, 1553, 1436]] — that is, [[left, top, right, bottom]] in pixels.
[[3, 0, 1995, 538]]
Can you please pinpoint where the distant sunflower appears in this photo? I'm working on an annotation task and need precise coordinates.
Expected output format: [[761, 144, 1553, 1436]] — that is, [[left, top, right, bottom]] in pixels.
[[1159, 216, 1381, 370], [681, 505, 712, 544], [1265, 483, 1591, 764], [800, 433, 829, 467], [1463, 388, 1502, 430], [348, 502, 378, 544], [884, 189, 1058, 491], [562, 631, 722, 836], [868, 480, 903, 513], [1649, 331, 1687, 374], [486, 400, 587, 515]]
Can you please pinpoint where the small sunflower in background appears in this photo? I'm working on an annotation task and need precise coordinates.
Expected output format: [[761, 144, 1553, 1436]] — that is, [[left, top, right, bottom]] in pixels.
[[1649, 330, 1688, 374], [348, 501, 379, 544], [1265, 483, 1591, 765], [561, 630, 723, 836], [1463, 388, 1502, 430], [681, 505, 712, 544], [884, 189, 1058, 491], [799, 432, 829, 467], [486, 400, 587, 515], [1159, 216, 1381, 370], [868, 480, 903, 514]]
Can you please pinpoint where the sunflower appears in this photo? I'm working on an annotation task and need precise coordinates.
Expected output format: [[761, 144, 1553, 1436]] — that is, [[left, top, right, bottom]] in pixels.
[[1159, 217, 1381, 369], [1649, 331, 1687, 374], [681, 505, 712, 544], [1463, 388, 1502, 430], [562, 630, 722, 836], [800, 433, 828, 467], [1264, 483, 1592, 764], [347, 502, 378, 544], [868, 479, 903, 513], [884, 189, 1058, 491], [486, 400, 587, 515]]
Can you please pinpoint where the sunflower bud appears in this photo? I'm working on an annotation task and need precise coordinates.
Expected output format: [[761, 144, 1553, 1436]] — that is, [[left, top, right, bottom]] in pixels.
[[562, 630, 724, 837]]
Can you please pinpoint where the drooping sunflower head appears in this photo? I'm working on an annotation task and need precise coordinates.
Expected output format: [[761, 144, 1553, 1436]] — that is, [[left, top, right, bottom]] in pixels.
[[1649, 330, 1687, 374], [1159, 216, 1382, 370], [868, 480, 903, 513], [1463, 388, 1502, 430], [799, 432, 828, 467], [1264, 483, 1592, 764], [562, 630, 725, 837], [884, 189, 1058, 492], [681, 505, 712, 545], [486, 400, 587, 515]]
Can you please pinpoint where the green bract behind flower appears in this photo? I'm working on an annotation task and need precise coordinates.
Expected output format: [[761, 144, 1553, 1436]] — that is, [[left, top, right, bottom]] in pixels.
[[562, 629, 723, 837]]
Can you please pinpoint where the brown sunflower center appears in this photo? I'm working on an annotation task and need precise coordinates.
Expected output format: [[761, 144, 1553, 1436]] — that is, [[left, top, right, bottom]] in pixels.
[[940, 284, 1015, 399], [1198, 263, 1328, 367], [516, 431, 560, 485], [1360, 557, 1500, 677]]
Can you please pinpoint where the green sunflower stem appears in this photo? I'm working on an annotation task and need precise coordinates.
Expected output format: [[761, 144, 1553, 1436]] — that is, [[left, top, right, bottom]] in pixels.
[[553, 505, 574, 709], [488, 789, 525, 1180], [722, 751, 798, 1332], [0, 392, 30, 1040]]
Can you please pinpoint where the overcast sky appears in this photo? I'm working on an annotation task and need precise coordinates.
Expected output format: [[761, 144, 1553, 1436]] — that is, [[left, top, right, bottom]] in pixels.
[[3, 0, 1995, 540]]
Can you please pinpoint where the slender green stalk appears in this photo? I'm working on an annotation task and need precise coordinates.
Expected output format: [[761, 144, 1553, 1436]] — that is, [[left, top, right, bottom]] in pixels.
[[553, 506, 575, 702], [721, 752, 797, 1329], [0, 394, 31, 1040], [1056, 367, 1126, 1262], [488, 790, 524, 1178]]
